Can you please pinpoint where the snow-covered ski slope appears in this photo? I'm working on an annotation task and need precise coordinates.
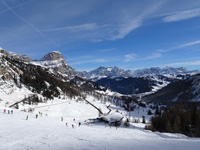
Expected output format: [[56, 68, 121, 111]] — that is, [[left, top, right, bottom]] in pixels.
[[0, 96, 200, 150]]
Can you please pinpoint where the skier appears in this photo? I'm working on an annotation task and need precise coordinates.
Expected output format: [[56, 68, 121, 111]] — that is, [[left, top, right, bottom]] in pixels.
[[36, 114, 38, 119], [73, 118, 75, 121], [66, 122, 68, 127], [79, 122, 81, 127], [26, 115, 28, 120], [11, 110, 13, 114], [8, 110, 10, 114], [72, 124, 74, 128], [3, 109, 6, 113], [61, 117, 63, 121]]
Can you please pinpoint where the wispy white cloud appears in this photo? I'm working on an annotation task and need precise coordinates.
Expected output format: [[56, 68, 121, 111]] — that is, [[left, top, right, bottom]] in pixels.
[[110, 17, 143, 40], [163, 8, 200, 22], [69, 58, 107, 65], [98, 48, 116, 52], [124, 52, 162, 62], [124, 54, 136, 62], [0, 0, 33, 15], [164, 60, 200, 67], [67, 55, 93, 62], [110, 1, 165, 40], [155, 40, 200, 54], [145, 53, 162, 60], [1, 0, 57, 46], [1, 0, 43, 37], [177, 40, 200, 48], [92, 39, 102, 43], [68, 55, 119, 65], [42, 23, 99, 32]]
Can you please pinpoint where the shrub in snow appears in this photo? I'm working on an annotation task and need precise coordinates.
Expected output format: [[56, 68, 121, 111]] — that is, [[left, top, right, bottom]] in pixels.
[[124, 118, 130, 127], [142, 116, 146, 124], [148, 109, 153, 115]]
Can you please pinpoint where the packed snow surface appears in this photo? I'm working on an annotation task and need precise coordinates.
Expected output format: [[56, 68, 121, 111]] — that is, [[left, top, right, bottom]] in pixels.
[[0, 97, 200, 150]]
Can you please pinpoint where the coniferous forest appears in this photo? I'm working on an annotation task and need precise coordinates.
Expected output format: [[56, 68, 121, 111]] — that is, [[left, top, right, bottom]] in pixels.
[[146, 103, 200, 137]]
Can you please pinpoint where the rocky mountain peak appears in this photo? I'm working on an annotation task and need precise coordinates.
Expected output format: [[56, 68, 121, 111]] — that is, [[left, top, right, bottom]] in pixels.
[[78, 66, 133, 81], [9, 52, 32, 62], [40, 51, 64, 62], [0, 49, 9, 56], [35, 51, 77, 79], [0, 49, 31, 62]]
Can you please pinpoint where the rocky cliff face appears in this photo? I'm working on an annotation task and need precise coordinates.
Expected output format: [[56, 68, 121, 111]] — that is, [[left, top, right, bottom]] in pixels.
[[78, 66, 133, 81], [0, 49, 32, 62], [0, 50, 106, 99], [34, 51, 77, 79], [9, 53, 32, 62], [0, 49, 77, 79], [40, 51, 63, 61]]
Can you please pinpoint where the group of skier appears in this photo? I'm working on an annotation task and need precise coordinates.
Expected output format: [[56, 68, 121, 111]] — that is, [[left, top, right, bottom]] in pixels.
[[2, 108, 83, 128], [61, 117, 82, 128], [26, 111, 45, 120], [3, 109, 13, 114]]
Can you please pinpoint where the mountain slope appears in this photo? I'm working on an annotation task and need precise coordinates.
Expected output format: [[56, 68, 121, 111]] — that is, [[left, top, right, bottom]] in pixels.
[[1, 97, 200, 150], [0, 50, 109, 107], [32, 51, 77, 79], [142, 74, 200, 103], [0, 53, 80, 100], [132, 67, 189, 76], [96, 76, 171, 95]]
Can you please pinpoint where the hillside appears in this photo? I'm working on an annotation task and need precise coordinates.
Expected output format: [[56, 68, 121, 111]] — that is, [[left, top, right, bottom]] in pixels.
[[0, 50, 107, 106], [96, 76, 170, 95], [1, 49, 200, 149], [142, 74, 200, 103], [1, 97, 200, 150]]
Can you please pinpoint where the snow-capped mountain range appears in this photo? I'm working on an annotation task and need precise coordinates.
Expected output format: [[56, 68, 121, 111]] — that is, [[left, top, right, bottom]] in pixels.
[[78, 66, 133, 80], [1, 48, 200, 102], [0, 50, 77, 79], [1, 48, 200, 150], [1, 48, 199, 81], [0, 49, 105, 100], [78, 66, 200, 81]]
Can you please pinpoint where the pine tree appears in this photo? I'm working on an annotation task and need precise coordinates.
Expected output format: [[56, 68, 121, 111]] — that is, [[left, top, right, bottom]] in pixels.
[[165, 119, 172, 132], [195, 109, 200, 137], [142, 116, 146, 124], [147, 109, 153, 115], [173, 115, 181, 133]]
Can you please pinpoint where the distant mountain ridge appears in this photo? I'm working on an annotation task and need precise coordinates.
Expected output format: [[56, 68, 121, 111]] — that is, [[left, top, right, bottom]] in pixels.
[[133, 67, 188, 76], [1, 48, 200, 103], [78, 66, 200, 80], [78, 66, 133, 80]]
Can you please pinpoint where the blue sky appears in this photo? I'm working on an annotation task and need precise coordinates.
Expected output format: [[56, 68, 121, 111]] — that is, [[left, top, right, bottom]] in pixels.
[[1, 0, 200, 71]]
